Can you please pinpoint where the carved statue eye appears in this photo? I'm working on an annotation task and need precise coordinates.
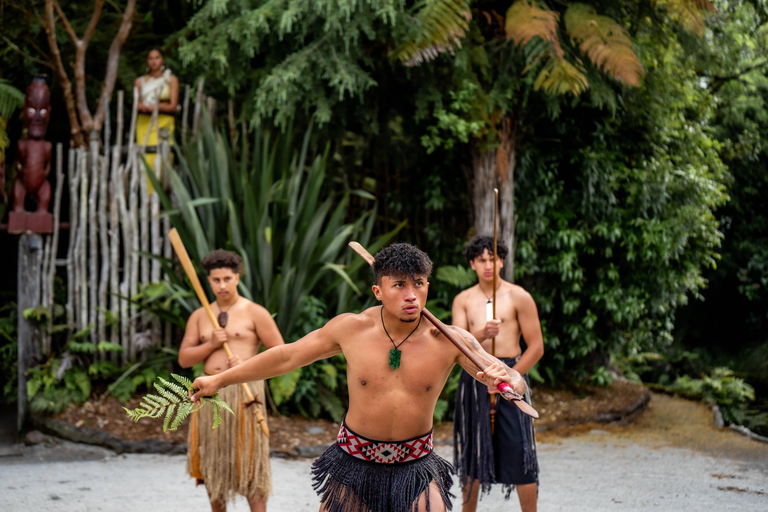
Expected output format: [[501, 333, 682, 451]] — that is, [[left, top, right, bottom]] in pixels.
[[27, 108, 35, 115], [40, 109, 48, 116]]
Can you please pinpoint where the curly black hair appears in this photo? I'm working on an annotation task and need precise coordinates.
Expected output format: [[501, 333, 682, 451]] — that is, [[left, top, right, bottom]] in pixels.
[[465, 235, 509, 263], [201, 249, 243, 275], [372, 243, 433, 285]]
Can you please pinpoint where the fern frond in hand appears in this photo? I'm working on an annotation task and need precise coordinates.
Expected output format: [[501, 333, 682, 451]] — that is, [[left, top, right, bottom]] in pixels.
[[124, 374, 233, 431]]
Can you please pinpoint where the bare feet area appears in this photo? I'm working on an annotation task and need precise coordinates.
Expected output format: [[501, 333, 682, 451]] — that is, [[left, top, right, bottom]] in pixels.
[[1, 380, 766, 511]]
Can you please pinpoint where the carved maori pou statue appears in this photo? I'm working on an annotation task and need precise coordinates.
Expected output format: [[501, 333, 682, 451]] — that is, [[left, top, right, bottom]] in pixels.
[[9, 76, 53, 234]]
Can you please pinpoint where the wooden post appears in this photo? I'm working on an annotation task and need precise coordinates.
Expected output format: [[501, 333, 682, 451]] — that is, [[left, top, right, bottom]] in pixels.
[[17, 233, 44, 432]]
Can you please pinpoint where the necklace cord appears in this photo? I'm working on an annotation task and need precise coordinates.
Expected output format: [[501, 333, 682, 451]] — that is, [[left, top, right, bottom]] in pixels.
[[381, 305, 422, 350]]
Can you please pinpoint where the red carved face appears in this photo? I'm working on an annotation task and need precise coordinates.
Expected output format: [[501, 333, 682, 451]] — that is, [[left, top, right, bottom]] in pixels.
[[23, 80, 51, 140]]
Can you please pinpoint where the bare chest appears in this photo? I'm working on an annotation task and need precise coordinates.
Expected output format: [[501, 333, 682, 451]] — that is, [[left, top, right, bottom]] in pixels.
[[344, 335, 455, 396]]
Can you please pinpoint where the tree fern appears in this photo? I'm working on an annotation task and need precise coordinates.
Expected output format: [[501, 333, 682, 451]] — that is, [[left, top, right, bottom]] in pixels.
[[395, 0, 472, 66], [505, 1, 563, 59], [534, 58, 590, 96], [658, 0, 716, 37], [564, 4, 644, 87], [124, 374, 233, 432]]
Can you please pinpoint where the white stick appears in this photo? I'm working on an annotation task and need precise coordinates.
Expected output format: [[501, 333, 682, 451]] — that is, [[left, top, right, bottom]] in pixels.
[[66, 148, 79, 331], [88, 135, 99, 346], [79, 148, 89, 332], [128, 147, 140, 359]]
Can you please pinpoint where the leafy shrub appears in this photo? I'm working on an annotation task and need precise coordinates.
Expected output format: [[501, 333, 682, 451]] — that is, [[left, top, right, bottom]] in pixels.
[[669, 368, 755, 425], [0, 301, 18, 403]]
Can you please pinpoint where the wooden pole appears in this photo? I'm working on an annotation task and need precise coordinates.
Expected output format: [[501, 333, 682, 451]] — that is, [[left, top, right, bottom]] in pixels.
[[168, 229, 271, 436], [17, 233, 44, 431], [78, 148, 89, 332], [88, 131, 99, 345], [490, 187, 499, 432], [347, 241, 538, 418], [65, 147, 77, 330]]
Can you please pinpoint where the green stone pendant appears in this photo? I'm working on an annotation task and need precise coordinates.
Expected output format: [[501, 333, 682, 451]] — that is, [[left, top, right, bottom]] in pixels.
[[389, 348, 401, 370]]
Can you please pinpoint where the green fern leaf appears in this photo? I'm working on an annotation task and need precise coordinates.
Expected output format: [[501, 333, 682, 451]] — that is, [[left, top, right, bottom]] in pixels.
[[436, 264, 477, 288], [162, 403, 177, 432], [564, 4, 644, 87], [123, 373, 234, 432], [212, 402, 223, 429], [533, 59, 590, 96], [505, 1, 563, 58]]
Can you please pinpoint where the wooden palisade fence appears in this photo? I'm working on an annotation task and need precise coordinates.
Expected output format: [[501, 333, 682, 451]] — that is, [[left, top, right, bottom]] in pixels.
[[40, 83, 203, 364]]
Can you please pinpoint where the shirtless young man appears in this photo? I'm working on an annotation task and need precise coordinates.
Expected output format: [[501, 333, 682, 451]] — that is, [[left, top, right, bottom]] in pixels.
[[179, 249, 284, 512], [452, 236, 544, 512], [190, 243, 528, 512]]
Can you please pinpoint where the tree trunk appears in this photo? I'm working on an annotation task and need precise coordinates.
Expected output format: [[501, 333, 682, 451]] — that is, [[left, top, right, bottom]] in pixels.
[[470, 119, 517, 281], [44, 0, 136, 146]]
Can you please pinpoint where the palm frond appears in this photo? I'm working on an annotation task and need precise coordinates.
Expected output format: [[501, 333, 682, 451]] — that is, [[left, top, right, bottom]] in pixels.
[[505, 1, 563, 59], [123, 374, 233, 431], [395, 0, 472, 67], [0, 80, 25, 120], [533, 58, 590, 96], [564, 4, 644, 87], [659, 0, 715, 37], [436, 264, 477, 289]]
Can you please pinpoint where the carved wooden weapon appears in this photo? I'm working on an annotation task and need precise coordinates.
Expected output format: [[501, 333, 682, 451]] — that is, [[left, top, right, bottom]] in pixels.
[[348, 241, 538, 418], [168, 228, 270, 437]]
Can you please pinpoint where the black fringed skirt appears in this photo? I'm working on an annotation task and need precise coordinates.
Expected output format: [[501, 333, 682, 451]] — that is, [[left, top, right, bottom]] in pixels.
[[453, 357, 538, 500], [311, 420, 454, 512]]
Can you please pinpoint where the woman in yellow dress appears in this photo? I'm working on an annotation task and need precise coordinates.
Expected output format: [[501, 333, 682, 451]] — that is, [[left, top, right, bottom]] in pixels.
[[134, 48, 179, 191]]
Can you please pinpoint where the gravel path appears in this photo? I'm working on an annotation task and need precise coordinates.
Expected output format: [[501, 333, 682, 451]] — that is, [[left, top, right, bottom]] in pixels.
[[1, 394, 766, 511]]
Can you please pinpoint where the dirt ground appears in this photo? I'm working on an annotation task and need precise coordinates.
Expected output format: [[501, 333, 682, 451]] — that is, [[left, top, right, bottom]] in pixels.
[[55, 378, 651, 453]]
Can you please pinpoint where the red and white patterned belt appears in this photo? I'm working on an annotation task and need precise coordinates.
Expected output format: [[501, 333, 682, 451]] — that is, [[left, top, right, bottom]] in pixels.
[[336, 420, 434, 464]]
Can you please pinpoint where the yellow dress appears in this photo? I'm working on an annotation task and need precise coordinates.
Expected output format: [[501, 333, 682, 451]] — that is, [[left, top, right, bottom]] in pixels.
[[136, 70, 175, 193]]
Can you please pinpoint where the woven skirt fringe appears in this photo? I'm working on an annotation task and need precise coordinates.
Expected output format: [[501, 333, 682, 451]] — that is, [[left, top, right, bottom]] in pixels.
[[186, 381, 271, 505], [311, 444, 454, 512], [453, 361, 537, 501]]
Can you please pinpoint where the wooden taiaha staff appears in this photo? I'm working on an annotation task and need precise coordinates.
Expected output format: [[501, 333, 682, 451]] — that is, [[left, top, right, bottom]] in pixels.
[[490, 187, 499, 433], [168, 229, 270, 437], [348, 241, 538, 419]]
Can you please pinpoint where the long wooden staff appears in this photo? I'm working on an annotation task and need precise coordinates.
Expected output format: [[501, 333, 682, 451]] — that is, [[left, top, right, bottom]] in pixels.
[[348, 241, 538, 418], [490, 187, 499, 433], [168, 229, 270, 437]]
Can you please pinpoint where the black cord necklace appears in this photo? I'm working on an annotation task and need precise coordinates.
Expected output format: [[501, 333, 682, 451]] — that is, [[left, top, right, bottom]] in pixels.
[[217, 297, 239, 328], [381, 305, 422, 370]]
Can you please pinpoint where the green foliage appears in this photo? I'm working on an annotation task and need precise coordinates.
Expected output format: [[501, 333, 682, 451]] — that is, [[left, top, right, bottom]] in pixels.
[[669, 369, 754, 424], [673, 1, 768, 361], [129, 280, 196, 328], [152, 113, 398, 341], [615, 350, 755, 425], [589, 365, 613, 387], [268, 296, 348, 422], [0, 79, 25, 121], [178, 0, 405, 127], [421, 81, 486, 154], [124, 374, 233, 431], [512, 20, 728, 378], [0, 301, 18, 403]]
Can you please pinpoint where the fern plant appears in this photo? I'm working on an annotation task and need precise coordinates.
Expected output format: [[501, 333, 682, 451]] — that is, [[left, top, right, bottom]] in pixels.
[[124, 374, 233, 432]]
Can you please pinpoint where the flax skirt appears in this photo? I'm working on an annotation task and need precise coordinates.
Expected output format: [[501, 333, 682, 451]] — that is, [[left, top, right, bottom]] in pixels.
[[186, 381, 271, 504]]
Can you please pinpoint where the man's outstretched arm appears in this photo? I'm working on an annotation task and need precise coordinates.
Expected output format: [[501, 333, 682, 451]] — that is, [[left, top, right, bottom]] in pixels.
[[190, 316, 344, 401]]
